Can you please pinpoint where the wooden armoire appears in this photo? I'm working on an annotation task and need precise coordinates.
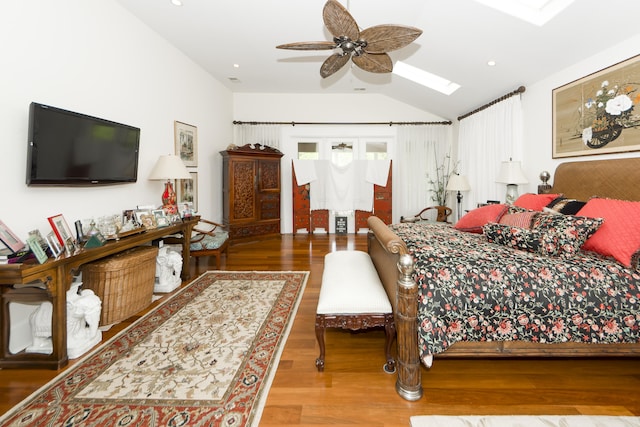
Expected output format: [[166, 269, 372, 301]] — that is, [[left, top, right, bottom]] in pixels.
[[220, 143, 284, 241]]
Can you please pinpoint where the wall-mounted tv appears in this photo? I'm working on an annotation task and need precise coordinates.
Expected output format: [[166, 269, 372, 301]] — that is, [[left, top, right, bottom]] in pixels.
[[27, 102, 141, 186]]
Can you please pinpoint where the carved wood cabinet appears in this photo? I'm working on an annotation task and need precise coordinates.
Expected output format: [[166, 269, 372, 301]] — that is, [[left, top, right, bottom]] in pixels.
[[220, 144, 284, 241]]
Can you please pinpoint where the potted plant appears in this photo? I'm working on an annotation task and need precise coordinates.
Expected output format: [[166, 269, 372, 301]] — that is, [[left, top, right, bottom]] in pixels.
[[427, 152, 456, 222]]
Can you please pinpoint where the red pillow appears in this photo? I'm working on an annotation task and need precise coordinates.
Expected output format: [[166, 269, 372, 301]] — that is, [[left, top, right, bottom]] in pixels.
[[513, 193, 561, 211], [454, 204, 509, 234], [577, 197, 640, 268]]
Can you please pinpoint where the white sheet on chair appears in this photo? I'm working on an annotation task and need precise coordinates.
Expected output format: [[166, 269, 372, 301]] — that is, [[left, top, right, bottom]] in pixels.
[[309, 160, 373, 212], [292, 159, 317, 185], [365, 159, 391, 186]]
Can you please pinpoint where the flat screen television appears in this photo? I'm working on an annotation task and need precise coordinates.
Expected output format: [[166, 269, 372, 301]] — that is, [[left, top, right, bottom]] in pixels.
[[27, 102, 141, 186]]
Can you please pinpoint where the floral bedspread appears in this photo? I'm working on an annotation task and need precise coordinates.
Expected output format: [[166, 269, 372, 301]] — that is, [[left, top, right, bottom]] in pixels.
[[389, 222, 640, 359]]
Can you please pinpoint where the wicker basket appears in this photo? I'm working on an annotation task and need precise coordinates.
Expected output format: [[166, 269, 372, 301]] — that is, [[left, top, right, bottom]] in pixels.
[[81, 246, 159, 327]]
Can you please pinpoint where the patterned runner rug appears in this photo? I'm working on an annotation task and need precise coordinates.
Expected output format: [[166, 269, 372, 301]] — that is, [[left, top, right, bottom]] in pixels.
[[0, 270, 308, 427]]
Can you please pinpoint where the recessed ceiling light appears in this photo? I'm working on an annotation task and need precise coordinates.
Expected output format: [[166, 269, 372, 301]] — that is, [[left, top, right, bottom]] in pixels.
[[393, 62, 460, 95], [171, 0, 183, 6], [474, 0, 574, 26], [487, 60, 496, 66], [233, 64, 240, 68]]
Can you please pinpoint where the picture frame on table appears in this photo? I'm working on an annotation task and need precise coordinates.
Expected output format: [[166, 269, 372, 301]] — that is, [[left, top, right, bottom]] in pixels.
[[0, 219, 25, 253], [174, 121, 198, 167], [27, 235, 48, 264], [177, 171, 198, 212], [46, 232, 62, 258], [135, 209, 156, 229], [552, 54, 640, 158], [153, 209, 170, 228], [47, 214, 75, 248]]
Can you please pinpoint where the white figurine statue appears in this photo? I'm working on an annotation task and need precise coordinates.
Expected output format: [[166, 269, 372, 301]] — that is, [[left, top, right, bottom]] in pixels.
[[66, 283, 102, 359], [26, 282, 102, 359], [155, 246, 183, 293]]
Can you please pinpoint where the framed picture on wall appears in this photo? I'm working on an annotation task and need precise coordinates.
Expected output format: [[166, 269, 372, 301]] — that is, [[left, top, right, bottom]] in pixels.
[[174, 121, 198, 166], [177, 171, 198, 212], [552, 54, 640, 158]]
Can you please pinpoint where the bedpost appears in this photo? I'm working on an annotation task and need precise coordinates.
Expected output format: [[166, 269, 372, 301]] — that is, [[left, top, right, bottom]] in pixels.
[[395, 253, 423, 401]]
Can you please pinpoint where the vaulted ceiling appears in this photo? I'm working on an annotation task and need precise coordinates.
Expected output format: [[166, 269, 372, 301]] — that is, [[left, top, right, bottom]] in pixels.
[[116, 0, 640, 120]]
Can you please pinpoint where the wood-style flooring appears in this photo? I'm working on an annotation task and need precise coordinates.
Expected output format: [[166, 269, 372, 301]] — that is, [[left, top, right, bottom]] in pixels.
[[1, 233, 639, 426]]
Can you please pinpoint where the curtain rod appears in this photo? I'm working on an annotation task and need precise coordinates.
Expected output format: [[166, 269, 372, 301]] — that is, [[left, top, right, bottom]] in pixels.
[[457, 86, 526, 121], [232, 120, 452, 126]]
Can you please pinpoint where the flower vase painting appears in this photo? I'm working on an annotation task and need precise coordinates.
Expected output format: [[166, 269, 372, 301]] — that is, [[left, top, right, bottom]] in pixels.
[[552, 54, 640, 158]]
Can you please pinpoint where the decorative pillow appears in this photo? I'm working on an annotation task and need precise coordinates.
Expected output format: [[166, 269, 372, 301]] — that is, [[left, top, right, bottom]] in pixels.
[[546, 197, 587, 215], [577, 197, 640, 268], [532, 213, 604, 258], [483, 222, 541, 253], [499, 210, 539, 229], [513, 193, 562, 211], [454, 203, 509, 234]]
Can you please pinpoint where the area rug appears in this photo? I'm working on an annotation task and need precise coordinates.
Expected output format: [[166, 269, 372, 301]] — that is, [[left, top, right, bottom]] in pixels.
[[410, 415, 640, 427], [0, 270, 308, 427]]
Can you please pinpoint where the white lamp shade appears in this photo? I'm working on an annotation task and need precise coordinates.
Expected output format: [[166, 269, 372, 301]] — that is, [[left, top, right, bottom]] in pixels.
[[496, 161, 528, 184], [148, 154, 192, 180], [446, 174, 471, 192]]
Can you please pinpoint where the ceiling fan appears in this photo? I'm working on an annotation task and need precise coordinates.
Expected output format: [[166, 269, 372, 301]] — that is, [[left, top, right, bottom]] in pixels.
[[276, 0, 423, 78]]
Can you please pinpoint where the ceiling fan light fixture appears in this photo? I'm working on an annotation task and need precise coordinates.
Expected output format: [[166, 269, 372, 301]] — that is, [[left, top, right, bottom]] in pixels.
[[276, 0, 422, 79], [393, 61, 461, 96]]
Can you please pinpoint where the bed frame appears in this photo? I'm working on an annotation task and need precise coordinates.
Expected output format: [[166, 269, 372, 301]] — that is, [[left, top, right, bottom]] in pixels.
[[366, 157, 640, 401]]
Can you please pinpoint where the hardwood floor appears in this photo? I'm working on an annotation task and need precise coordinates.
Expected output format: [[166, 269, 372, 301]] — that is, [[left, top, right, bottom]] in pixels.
[[1, 233, 639, 426]]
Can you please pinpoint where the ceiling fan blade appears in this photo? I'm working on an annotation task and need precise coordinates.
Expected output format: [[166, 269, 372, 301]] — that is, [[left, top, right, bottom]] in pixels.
[[352, 52, 393, 73], [276, 41, 336, 50], [360, 25, 423, 54], [323, 0, 359, 41], [320, 53, 350, 78]]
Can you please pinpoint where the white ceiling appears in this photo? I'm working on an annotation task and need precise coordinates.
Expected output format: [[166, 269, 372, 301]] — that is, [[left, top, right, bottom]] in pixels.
[[116, 0, 640, 121]]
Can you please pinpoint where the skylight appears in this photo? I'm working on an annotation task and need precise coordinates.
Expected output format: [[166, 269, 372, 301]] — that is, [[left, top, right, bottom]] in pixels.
[[474, 0, 574, 26], [393, 62, 461, 96]]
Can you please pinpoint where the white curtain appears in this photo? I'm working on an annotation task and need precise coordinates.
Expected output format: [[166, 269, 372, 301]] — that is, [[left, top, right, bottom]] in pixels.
[[396, 125, 453, 219], [233, 123, 282, 150], [458, 95, 523, 212]]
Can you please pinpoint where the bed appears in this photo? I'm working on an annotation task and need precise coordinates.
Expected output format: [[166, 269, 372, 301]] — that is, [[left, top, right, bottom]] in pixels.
[[366, 157, 640, 401]]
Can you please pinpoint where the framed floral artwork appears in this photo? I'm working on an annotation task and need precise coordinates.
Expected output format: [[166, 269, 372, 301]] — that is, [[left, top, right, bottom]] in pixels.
[[177, 171, 198, 212], [552, 54, 640, 158], [174, 121, 197, 166]]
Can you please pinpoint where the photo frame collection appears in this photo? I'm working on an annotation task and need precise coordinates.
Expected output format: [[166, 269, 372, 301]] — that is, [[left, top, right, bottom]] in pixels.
[[174, 120, 198, 215]]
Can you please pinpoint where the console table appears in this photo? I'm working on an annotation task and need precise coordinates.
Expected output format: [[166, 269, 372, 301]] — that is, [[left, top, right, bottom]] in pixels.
[[0, 216, 199, 369]]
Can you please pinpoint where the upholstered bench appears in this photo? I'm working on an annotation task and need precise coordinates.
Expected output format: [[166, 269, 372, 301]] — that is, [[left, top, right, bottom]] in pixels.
[[315, 250, 396, 373]]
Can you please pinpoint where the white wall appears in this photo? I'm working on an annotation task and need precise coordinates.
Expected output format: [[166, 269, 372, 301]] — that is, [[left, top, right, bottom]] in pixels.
[[2, 0, 233, 241], [233, 93, 445, 122], [521, 35, 640, 193]]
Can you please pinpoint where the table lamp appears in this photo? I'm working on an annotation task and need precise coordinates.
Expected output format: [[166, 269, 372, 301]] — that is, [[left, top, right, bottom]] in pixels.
[[148, 154, 191, 214], [446, 173, 471, 222], [496, 160, 528, 204]]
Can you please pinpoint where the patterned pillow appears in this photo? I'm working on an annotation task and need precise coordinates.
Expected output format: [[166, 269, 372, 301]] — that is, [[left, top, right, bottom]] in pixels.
[[532, 213, 604, 258], [513, 193, 562, 211], [577, 197, 640, 268], [483, 222, 542, 253], [546, 197, 587, 215], [454, 203, 509, 234], [499, 210, 539, 228]]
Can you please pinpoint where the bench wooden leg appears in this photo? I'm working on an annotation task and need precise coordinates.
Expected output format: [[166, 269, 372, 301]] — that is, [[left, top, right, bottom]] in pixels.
[[315, 314, 326, 372]]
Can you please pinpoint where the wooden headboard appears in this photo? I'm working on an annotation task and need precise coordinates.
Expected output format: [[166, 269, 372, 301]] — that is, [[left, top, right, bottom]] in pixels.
[[550, 157, 640, 202]]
